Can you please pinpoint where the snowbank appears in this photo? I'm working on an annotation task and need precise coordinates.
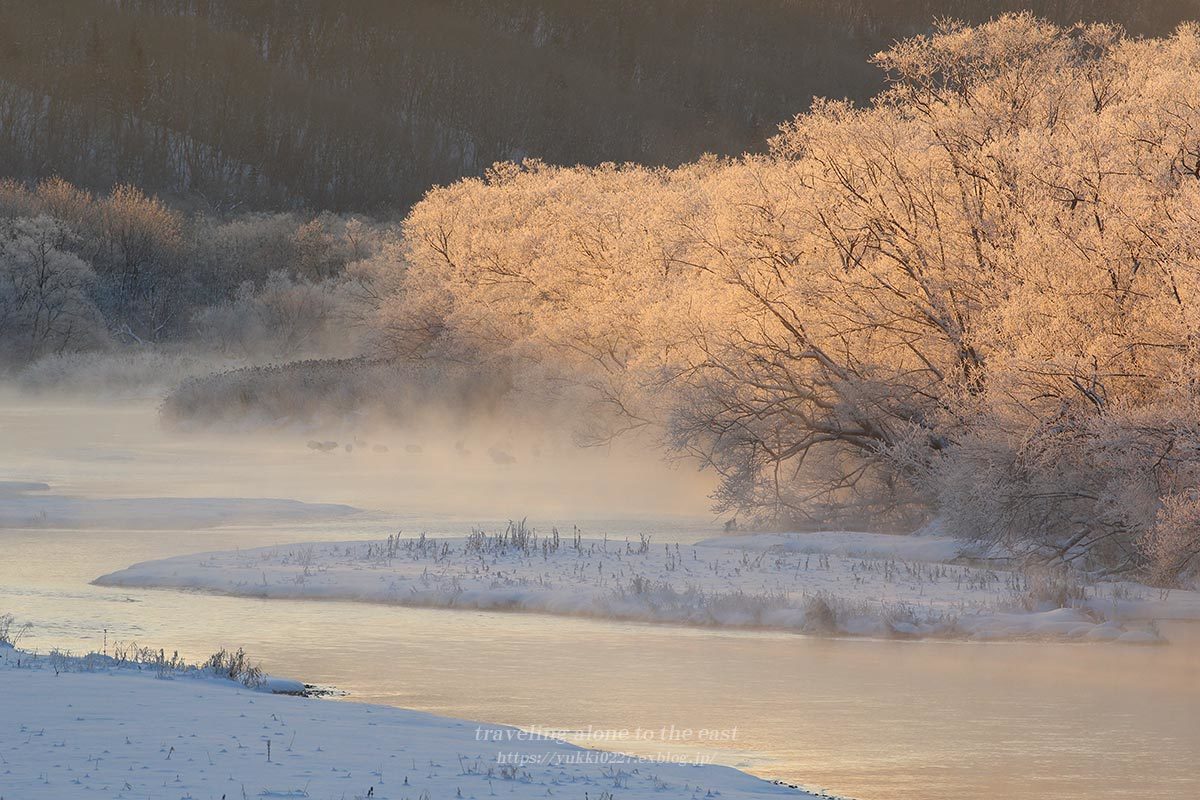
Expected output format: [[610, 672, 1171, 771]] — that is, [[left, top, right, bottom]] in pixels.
[[0, 643, 808, 800], [94, 529, 1187, 641]]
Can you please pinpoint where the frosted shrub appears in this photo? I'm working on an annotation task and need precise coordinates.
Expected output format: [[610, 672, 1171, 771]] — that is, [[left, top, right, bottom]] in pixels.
[[202, 213, 303, 289], [800, 594, 838, 634], [928, 407, 1200, 577], [203, 647, 265, 689], [191, 271, 353, 360], [0, 613, 32, 647], [1016, 569, 1091, 612], [1143, 492, 1200, 587]]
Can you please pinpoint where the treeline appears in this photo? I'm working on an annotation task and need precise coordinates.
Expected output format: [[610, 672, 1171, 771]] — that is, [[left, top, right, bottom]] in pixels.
[[0, 178, 384, 364], [0, 1, 1196, 211], [359, 16, 1200, 582], [7, 8, 1200, 583]]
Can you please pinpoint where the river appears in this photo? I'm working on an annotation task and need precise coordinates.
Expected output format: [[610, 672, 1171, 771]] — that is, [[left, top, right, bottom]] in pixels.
[[1, 396, 1197, 800]]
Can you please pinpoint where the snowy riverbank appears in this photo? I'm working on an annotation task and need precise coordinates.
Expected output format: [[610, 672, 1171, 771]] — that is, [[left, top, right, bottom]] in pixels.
[[0, 642, 810, 800], [95, 528, 1197, 642]]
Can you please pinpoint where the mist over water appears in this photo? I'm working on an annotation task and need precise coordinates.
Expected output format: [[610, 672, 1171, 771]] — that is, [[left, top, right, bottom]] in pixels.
[[1, 394, 1197, 800], [0, 389, 715, 525]]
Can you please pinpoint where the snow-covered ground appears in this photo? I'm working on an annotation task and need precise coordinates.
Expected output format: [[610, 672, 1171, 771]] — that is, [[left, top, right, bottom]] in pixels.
[[0, 642, 808, 800], [0, 481, 358, 530], [694, 531, 968, 563], [95, 528, 1197, 642]]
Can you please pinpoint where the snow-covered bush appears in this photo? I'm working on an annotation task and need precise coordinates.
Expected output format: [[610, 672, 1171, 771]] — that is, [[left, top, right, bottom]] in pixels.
[[0, 613, 32, 647], [203, 647, 264, 689], [191, 272, 356, 360], [1143, 491, 1200, 587], [1014, 569, 1091, 613], [193, 212, 384, 295]]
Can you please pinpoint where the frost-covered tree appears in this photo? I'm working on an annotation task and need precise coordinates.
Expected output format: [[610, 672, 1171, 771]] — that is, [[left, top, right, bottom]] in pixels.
[[0, 216, 104, 365], [377, 15, 1200, 580]]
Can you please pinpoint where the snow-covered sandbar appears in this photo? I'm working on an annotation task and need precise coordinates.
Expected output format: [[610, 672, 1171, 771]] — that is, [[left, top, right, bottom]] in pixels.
[[95, 528, 1198, 641], [0, 642, 810, 800]]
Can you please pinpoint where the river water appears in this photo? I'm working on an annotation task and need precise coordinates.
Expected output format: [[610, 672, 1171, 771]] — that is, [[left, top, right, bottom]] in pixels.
[[1, 397, 1197, 800]]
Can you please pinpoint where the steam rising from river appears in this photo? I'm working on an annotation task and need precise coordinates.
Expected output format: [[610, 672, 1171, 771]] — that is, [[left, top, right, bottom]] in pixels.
[[0, 384, 715, 528]]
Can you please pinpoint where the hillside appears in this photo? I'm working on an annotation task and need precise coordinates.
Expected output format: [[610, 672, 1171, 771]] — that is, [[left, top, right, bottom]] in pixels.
[[0, 0, 1195, 211]]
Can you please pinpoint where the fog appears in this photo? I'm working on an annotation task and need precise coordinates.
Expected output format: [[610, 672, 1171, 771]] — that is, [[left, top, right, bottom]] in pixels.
[[0, 384, 716, 528]]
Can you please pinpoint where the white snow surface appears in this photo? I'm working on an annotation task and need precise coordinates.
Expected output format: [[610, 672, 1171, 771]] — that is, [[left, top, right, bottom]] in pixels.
[[0, 643, 806, 800], [94, 530, 1193, 642]]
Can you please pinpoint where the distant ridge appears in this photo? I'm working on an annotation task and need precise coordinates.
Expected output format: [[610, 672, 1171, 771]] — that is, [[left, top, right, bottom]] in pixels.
[[0, 1, 1195, 212]]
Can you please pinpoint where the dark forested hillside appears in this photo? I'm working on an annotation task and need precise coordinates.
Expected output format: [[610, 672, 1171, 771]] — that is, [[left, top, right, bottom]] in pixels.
[[0, 1, 1195, 212]]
